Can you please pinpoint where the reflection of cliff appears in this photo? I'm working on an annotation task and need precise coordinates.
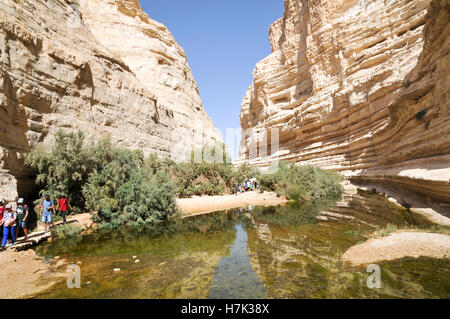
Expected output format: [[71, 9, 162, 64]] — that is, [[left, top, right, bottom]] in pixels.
[[133, 230, 237, 299], [247, 212, 351, 298], [209, 225, 266, 298], [246, 190, 439, 298], [238, 0, 449, 204]]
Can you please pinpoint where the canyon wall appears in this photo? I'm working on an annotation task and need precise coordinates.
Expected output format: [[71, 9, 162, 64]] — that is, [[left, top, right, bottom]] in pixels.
[[0, 0, 221, 201], [239, 0, 450, 204]]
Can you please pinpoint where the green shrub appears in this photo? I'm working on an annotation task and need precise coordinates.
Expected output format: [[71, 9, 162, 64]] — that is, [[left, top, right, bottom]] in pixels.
[[84, 166, 178, 228], [157, 145, 253, 198], [256, 164, 343, 201], [26, 130, 179, 229], [25, 130, 92, 211], [285, 184, 310, 201], [258, 173, 281, 192], [82, 145, 178, 228]]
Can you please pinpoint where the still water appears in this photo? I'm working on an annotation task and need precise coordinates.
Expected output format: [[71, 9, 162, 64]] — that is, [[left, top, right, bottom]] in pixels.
[[34, 190, 450, 298]]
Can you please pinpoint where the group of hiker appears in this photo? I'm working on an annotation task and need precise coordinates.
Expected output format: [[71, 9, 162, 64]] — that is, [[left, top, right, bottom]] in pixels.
[[235, 179, 259, 194], [0, 194, 72, 250]]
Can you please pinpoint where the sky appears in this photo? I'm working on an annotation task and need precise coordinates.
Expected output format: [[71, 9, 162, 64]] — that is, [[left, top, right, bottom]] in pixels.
[[140, 0, 284, 140]]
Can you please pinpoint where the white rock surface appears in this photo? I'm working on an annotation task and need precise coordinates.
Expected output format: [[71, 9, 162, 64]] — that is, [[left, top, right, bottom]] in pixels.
[[238, 0, 450, 204], [0, 0, 222, 201]]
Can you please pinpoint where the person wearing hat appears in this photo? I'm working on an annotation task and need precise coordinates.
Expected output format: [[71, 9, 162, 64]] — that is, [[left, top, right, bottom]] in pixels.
[[0, 203, 17, 249], [15, 198, 29, 241], [40, 194, 55, 231], [56, 194, 72, 225]]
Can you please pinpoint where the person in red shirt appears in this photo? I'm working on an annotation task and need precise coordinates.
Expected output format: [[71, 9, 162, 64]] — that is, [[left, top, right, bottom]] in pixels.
[[56, 194, 72, 225], [0, 199, 5, 238], [0, 199, 5, 221]]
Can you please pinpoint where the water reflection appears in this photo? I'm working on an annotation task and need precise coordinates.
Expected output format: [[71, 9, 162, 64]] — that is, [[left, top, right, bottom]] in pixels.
[[209, 225, 265, 299], [34, 190, 450, 299], [245, 189, 449, 298]]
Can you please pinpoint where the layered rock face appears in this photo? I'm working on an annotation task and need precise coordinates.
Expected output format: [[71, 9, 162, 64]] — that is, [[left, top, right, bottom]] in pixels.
[[0, 0, 221, 201], [239, 0, 450, 204], [76, 0, 221, 152]]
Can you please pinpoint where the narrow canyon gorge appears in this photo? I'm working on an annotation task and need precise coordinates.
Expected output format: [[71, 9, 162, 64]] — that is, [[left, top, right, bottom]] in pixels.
[[0, 0, 222, 201], [238, 0, 449, 211]]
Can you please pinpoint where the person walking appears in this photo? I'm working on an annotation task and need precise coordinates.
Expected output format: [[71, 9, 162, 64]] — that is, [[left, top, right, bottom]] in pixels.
[[0, 199, 5, 220], [0, 199, 5, 238], [0, 203, 17, 249], [15, 198, 29, 240], [56, 194, 72, 225], [40, 194, 55, 232]]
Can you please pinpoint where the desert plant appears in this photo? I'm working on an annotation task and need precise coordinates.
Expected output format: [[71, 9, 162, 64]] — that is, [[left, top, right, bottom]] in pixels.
[[26, 130, 179, 229], [83, 148, 178, 228], [256, 164, 343, 201], [25, 130, 92, 212]]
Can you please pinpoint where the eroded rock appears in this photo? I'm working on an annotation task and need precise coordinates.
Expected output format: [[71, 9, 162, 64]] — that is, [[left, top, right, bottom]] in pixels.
[[238, 0, 450, 205], [0, 0, 222, 201]]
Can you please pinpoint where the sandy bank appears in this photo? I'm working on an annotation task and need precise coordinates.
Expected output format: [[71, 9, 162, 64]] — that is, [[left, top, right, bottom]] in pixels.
[[0, 213, 93, 298], [177, 191, 288, 217], [0, 249, 67, 298], [342, 231, 450, 267]]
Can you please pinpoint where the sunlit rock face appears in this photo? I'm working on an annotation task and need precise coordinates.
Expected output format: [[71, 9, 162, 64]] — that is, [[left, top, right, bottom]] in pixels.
[[238, 0, 450, 203], [77, 0, 222, 153], [0, 0, 221, 201]]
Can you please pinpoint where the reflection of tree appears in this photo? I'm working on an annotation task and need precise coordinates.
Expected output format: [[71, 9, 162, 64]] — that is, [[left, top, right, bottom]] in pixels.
[[35, 212, 246, 298], [251, 199, 338, 226]]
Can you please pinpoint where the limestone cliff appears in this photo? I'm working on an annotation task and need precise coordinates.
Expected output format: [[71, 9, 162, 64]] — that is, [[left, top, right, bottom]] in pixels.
[[0, 0, 221, 201], [239, 0, 449, 204]]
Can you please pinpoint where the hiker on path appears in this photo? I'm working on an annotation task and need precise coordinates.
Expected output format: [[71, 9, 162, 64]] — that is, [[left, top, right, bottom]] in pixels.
[[1, 203, 17, 249], [15, 198, 29, 240], [56, 194, 72, 225], [0, 199, 5, 238], [40, 194, 55, 231], [0, 199, 5, 220]]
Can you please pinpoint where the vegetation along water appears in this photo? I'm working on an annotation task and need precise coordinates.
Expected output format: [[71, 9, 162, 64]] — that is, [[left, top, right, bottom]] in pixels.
[[34, 191, 450, 299]]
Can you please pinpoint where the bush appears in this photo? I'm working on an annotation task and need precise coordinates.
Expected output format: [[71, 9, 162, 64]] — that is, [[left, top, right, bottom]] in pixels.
[[84, 152, 178, 228], [172, 162, 231, 197], [81, 141, 179, 228], [285, 184, 310, 201], [152, 145, 256, 198], [26, 130, 179, 229], [25, 130, 92, 212], [257, 164, 343, 201]]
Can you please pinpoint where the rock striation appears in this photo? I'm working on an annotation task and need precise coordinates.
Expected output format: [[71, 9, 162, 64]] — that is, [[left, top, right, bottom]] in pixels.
[[0, 0, 221, 201], [238, 0, 450, 205]]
